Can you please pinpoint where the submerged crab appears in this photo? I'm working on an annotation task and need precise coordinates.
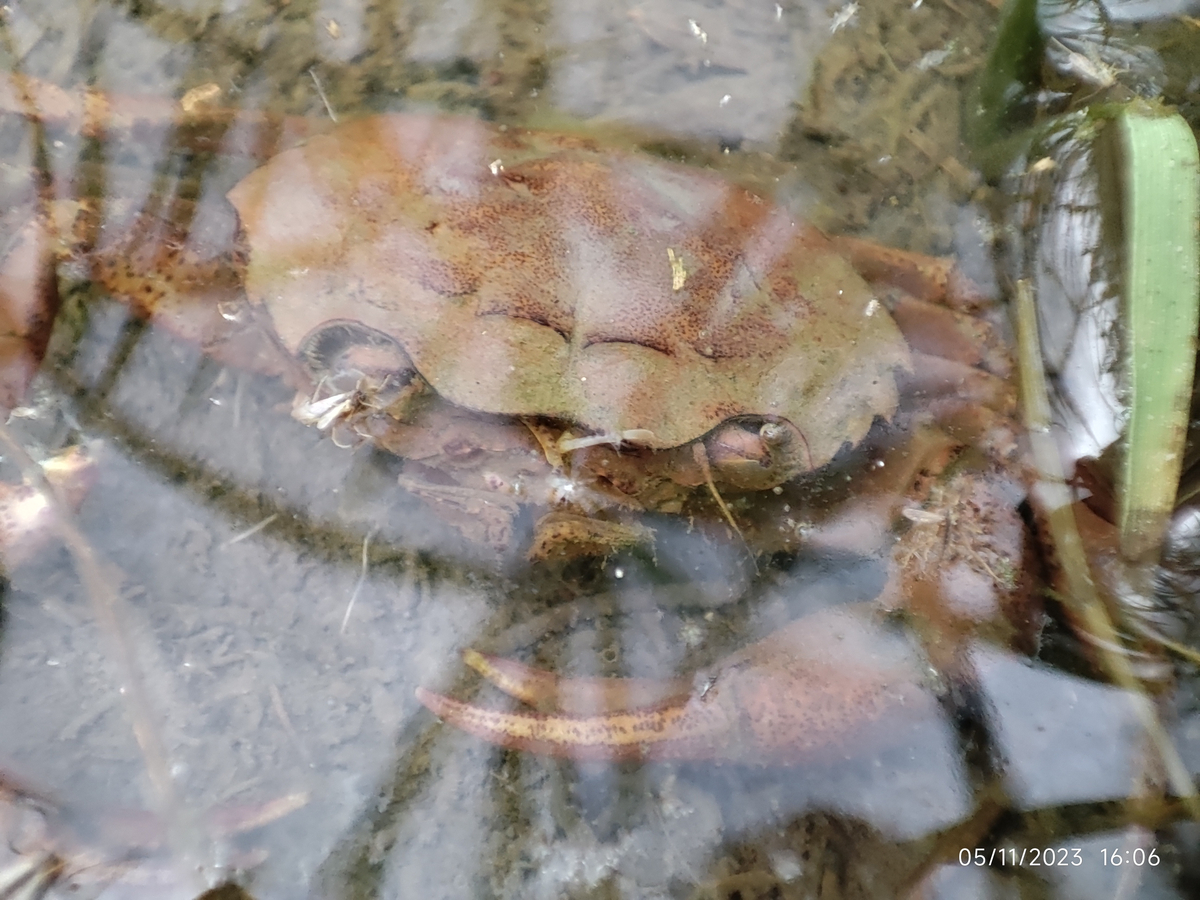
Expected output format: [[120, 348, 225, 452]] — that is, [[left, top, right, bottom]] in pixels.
[[0, 74, 1036, 763], [0, 73, 1012, 561]]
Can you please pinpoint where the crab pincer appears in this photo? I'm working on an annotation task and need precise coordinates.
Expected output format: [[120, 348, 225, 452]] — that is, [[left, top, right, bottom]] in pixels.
[[416, 606, 946, 765]]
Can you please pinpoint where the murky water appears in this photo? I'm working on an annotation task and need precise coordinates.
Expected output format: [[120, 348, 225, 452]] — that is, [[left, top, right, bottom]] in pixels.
[[1, 0, 1200, 898]]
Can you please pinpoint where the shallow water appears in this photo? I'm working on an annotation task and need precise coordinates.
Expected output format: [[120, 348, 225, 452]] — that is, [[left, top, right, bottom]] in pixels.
[[1, 0, 1199, 898]]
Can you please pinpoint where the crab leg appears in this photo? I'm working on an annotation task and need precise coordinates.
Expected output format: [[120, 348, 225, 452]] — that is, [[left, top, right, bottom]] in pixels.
[[827, 234, 1016, 422], [828, 234, 988, 312], [0, 75, 324, 389], [889, 295, 1011, 379], [1, 194, 305, 392], [417, 607, 943, 765], [460, 649, 692, 713], [1, 134, 308, 393], [415, 687, 734, 762], [0, 72, 331, 157]]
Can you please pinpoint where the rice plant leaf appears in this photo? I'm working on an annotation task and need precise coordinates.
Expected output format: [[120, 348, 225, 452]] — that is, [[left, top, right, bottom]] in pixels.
[[1114, 106, 1200, 560]]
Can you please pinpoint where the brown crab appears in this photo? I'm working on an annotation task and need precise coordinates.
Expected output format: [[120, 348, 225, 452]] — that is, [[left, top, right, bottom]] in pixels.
[[0, 73, 1013, 561], [0, 74, 1033, 764]]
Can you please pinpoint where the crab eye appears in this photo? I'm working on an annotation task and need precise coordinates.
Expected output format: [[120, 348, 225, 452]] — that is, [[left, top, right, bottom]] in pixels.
[[759, 421, 792, 447], [297, 320, 415, 386], [758, 420, 805, 454]]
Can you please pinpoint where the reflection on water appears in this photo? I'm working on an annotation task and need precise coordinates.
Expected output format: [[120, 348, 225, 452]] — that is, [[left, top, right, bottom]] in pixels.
[[0, 0, 1198, 898]]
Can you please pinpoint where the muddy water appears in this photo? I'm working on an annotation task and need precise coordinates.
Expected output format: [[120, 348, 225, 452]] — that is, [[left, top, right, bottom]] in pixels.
[[0, 0, 1197, 898]]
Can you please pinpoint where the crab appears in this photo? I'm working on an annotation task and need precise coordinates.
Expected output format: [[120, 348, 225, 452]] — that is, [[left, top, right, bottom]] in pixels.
[[0, 73, 1015, 558], [0, 73, 1036, 763]]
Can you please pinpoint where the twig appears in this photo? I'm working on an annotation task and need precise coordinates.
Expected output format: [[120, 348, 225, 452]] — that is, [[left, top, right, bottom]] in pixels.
[[308, 68, 338, 123], [224, 513, 278, 546], [1014, 281, 1200, 818], [340, 530, 372, 634]]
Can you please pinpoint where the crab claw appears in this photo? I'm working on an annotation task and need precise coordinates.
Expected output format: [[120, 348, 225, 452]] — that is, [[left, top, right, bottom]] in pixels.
[[416, 606, 945, 765]]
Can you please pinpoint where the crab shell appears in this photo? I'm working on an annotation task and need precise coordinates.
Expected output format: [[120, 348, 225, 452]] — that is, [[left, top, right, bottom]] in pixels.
[[226, 114, 911, 479]]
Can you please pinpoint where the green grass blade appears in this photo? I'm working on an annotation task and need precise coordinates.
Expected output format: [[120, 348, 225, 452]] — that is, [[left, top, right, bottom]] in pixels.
[[1114, 107, 1200, 561]]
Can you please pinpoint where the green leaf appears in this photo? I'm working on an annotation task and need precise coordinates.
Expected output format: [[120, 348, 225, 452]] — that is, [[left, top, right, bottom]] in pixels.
[[1111, 105, 1200, 560], [964, 0, 1043, 177]]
